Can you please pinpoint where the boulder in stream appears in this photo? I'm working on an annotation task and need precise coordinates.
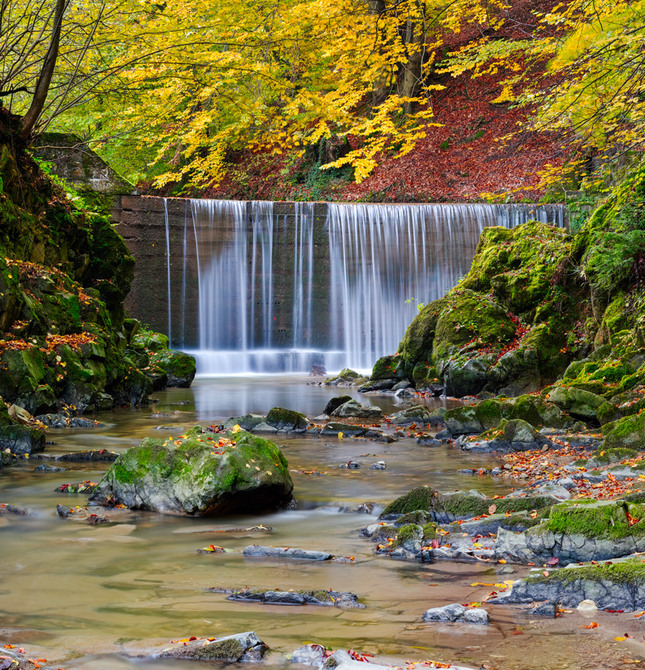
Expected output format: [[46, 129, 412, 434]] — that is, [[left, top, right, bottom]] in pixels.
[[151, 631, 268, 662], [423, 603, 490, 624], [331, 399, 382, 419], [89, 427, 293, 516]]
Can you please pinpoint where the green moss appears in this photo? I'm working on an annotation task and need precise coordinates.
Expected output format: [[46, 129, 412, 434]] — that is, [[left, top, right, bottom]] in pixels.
[[395, 523, 422, 547], [397, 510, 432, 525], [382, 486, 438, 515], [195, 638, 245, 661], [371, 354, 405, 381], [603, 412, 645, 449], [433, 289, 516, 360], [422, 522, 438, 541], [528, 557, 645, 587], [398, 298, 446, 367], [590, 447, 638, 465], [536, 500, 645, 540]]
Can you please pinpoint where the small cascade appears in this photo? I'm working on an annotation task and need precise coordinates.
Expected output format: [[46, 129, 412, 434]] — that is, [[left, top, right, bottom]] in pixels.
[[155, 200, 565, 375]]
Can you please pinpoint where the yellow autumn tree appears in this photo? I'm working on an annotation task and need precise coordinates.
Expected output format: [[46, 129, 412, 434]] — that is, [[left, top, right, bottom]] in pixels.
[[39, 0, 512, 188], [440, 0, 645, 186]]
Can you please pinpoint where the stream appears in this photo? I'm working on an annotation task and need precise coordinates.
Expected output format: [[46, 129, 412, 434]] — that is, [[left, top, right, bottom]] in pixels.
[[0, 377, 640, 669]]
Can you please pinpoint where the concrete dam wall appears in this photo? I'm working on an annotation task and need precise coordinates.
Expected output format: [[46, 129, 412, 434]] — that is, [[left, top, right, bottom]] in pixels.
[[114, 196, 566, 374]]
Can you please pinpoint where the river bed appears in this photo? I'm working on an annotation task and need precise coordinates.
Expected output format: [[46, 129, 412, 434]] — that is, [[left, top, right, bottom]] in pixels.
[[0, 377, 641, 669]]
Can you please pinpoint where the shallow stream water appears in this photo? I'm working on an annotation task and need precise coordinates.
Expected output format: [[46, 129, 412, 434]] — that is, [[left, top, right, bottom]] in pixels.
[[0, 377, 642, 669]]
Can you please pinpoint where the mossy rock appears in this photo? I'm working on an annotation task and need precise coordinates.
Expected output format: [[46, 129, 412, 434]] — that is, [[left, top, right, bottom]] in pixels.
[[90, 427, 293, 515], [589, 447, 638, 466], [461, 222, 572, 320], [0, 423, 46, 455], [398, 298, 446, 367], [381, 486, 438, 516], [382, 485, 555, 522], [394, 523, 423, 551], [527, 556, 645, 588], [602, 412, 645, 450], [546, 386, 606, 422], [266, 406, 309, 432], [149, 349, 196, 388], [132, 329, 170, 352], [534, 499, 645, 540], [371, 355, 406, 381], [411, 361, 440, 388], [444, 394, 571, 436]]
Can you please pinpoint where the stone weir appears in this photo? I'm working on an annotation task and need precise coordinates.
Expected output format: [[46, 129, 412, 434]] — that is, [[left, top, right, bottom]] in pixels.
[[113, 196, 566, 375]]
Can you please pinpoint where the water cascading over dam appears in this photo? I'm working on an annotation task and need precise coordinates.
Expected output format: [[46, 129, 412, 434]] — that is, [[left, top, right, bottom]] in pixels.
[[117, 198, 565, 375]]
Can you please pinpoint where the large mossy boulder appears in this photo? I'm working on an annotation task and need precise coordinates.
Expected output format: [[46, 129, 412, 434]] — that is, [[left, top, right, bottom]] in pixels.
[[496, 498, 645, 565], [374, 221, 577, 397], [602, 412, 645, 450], [89, 427, 293, 515], [547, 386, 608, 422]]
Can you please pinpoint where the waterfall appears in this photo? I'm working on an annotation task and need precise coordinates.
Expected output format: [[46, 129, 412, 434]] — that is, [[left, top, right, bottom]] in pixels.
[[157, 200, 565, 375]]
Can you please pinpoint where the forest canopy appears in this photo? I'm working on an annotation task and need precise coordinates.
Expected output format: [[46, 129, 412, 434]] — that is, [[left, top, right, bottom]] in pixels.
[[2, 0, 644, 193]]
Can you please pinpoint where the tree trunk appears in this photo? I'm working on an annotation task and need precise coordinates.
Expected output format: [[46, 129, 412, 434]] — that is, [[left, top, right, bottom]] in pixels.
[[20, 0, 67, 140]]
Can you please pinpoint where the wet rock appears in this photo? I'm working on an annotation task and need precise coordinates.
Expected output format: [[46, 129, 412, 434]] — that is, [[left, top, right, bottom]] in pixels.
[[55, 449, 118, 462], [458, 419, 552, 453], [266, 407, 311, 432], [151, 631, 268, 663], [36, 413, 103, 428], [385, 405, 433, 426], [242, 545, 333, 561], [56, 504, 110, 524], [33, 464, 66, 472], [491, 556, 645, 611], [0, 647, 35, 670], [252, 422, 278, 434], [0, 423, 45, 456], [331, 399, 383, 419], [224, 414, 266, 431], [323, 395, 353, 416], [216, 588, 364, 608], [416, 436, 442, 447], [319, 422, 394, 442], [90, 428, 293, 516], [291, 644, 326, 666], [422, 603, 490, 624], [527, 601, 556, 617], [55, 481, 98, 494], [323, 369, 368, 387], [357, 378, 398, 392], [370, 461, 386, 470], [0, 503, 28, 515]]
